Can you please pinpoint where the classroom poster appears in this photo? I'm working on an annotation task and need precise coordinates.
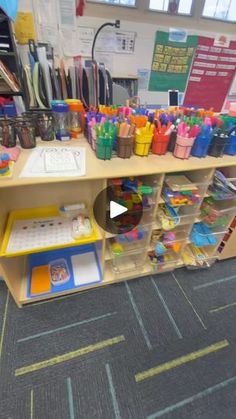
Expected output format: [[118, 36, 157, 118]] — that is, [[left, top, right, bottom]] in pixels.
[[148, 31, 198, 92], [183, 37, 236, 111]]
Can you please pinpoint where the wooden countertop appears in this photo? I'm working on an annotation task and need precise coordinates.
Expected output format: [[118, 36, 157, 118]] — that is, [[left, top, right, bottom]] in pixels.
[[0, 137, 236, 188]]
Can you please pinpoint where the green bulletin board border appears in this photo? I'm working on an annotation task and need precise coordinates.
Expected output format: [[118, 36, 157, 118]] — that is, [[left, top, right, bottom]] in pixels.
[[148, 31, 198, 92]]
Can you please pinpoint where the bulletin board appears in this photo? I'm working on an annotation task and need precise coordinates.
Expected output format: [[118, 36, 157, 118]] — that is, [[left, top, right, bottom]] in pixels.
[[148, 31, 198, 92], [183, 36, 236, 111]]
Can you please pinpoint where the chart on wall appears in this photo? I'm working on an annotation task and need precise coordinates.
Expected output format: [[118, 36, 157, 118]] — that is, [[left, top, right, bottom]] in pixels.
[[148, 31, 198, 92], [183, 37, 236, 111]]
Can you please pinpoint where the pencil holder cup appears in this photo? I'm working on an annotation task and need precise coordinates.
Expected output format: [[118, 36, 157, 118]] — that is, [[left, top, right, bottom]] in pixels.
[[224, 134, 236, 156], [152, 133, 170, 155], [167, 130, 177, 152], [22, 112, 39, 136], [117, 136, 134, 159], [37, 115, 55, 141], [207, 135, 229, 158], [15, 121, 36, 149], [134, 133, 152, 157], [173, 135, 195, 159], [191, 134, 212, 158], [96, 137, 113, 160], [0, 119, 16, 148]]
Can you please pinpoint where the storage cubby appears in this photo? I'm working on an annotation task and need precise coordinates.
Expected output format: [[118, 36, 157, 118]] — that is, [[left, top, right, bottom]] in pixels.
[[1, 140, 235, 307]]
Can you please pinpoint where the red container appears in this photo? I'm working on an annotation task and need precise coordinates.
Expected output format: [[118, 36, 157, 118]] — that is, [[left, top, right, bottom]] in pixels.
[[152, 133, 170, 155]]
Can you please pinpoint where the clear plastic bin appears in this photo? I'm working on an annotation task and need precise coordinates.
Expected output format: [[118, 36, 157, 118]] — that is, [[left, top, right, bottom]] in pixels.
[[108, 225, 150, 257], [111, 249, 147, 275], [148, 249, 180, 273], [163, 173, 209, 207], [200, 198, 236, 229], [150, 228, 188, 255], [190, 222, 226, 247], [182, 244, 218, 270], [157, 204, 200, 230]]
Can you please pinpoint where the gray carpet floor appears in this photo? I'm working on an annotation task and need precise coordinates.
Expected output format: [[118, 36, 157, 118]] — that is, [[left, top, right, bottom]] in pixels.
[[0, 258, 236, 418]]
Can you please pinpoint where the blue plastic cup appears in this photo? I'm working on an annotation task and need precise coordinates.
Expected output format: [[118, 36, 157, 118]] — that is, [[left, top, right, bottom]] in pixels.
[[191, 135, 212, 158]]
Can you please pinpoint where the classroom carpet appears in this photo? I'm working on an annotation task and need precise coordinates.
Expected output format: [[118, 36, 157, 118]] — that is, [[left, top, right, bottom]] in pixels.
[[1, 258, 236, 419]]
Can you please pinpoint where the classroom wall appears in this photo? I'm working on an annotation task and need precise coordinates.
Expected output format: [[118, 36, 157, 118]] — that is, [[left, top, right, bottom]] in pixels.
[[18, 0, 236, 104]]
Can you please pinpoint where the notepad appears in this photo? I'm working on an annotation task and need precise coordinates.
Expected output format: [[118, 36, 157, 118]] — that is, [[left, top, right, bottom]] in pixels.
[[31, 265, 51, 295], [71, 252, 101, 287]]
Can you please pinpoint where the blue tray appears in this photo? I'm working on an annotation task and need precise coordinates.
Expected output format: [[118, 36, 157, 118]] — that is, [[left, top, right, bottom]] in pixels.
[[27, 244, 102, 298]]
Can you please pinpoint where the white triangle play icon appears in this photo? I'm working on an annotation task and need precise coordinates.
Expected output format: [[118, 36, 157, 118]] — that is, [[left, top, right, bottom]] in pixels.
[[110, 201, 128, 219]]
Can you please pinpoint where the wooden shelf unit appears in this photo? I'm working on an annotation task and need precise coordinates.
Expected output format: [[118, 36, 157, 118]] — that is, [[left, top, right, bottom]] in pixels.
[[0, 138, 236, 307], [0, 11, 24, 99]]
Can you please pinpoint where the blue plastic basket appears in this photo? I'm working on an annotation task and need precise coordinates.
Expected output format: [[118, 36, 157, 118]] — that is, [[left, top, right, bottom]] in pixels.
[[191, 135, 212, 158], [224, 134, 236, 156]]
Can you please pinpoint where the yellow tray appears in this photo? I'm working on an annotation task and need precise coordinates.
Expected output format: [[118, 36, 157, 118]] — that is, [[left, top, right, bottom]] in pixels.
[[0, 205, 99, 257]]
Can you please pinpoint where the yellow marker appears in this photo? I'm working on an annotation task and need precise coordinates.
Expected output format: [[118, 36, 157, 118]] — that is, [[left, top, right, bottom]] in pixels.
[[15, 335, 125, 376], [135, 340, 229, 383]]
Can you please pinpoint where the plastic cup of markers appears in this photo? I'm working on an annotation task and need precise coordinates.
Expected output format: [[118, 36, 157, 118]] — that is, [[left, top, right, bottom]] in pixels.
[[191, 134, 212, 158], [152, 133, 170, 155], [117, 135, 134, 159], [208, 135, 229, 158], [174, 135, 195, 159], [134, 133, 153, 156], [96, 136, 113, 160]]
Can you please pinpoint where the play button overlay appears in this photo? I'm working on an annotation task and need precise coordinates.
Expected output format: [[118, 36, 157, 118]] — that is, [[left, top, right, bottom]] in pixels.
[[93, 185, 143, 235], [110, 201, 128, 219]]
